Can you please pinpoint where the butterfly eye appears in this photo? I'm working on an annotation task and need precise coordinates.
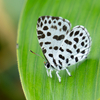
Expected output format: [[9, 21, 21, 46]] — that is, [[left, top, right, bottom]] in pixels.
[[46, 63, 50, 68]]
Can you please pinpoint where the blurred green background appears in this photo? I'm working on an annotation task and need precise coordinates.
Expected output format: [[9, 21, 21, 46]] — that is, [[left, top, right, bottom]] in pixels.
[[0, 0, 25, 100]]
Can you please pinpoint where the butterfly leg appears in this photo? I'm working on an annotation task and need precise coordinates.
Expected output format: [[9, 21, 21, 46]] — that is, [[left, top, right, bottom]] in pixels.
[[56, 71, 61, 82], [66, 68, 72, 76], [46, 69, 49, 76], [49, 69, 53, 78]]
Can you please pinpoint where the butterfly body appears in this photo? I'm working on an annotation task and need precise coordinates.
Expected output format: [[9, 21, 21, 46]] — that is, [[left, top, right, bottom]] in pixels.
[[36, 16, 91, 82]]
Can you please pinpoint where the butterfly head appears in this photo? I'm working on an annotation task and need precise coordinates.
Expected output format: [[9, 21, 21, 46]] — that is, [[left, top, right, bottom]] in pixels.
[[44, 62, 50, 69]]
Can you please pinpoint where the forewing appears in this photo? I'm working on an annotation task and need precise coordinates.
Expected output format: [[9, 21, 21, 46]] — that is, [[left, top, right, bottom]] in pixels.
[[56, 25, 91, 67], [37, 16, 71, 67]]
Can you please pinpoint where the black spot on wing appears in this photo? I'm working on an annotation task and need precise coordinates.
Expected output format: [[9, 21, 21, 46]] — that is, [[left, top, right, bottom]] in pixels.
[[63, 19, 65, 21], [42, 49, 46, 54], [47, 16, 50, 19], [70, 55, 74, 59], [81, 50, 85, 54], [59, 54, 65, 60], [49, 54, 53, 57], [59, 29, 61, 31], [58, 22, 61, 26], [82, 27, 85, 30], [64, 39, 72, 45], [37, 30, 43, 35], [80, 33, 83, 36], [45, 42, 51, 44], [66, 49, 72, 54], [43, 26, 49, 30], [68, 63, 71, 66], [82, 36, 86, 40], [76, 48, 80, 53], [53, 21, 56, 23], [40, 42, 43, 47], [38, 17, 41, 23], [66, 30, 69, 34], [53, 58, 57, 66], [66, 58, 69, 63], [47, 32, 51, 36], [54, 46, 58, 50], [48, 20, 51, 24], [75, 57, 78, 62], [85, 40, 87, 42], [62, 25, 67, 31], [59, 66, 62, 69], [85, 44, 87, 47], [59, 47, 64, 52], [44, 20, 47, 24], [59, 60, 62, 65], [77, 26, 80, 28], [70, 31, 74, 37], [52, 16, 59, 20], [74, 38, 79, 43], [53, 35, 65, 41], [38, 34, 45, 39], [37, 23, 39, 27], [40, 22, 43, 27], [51, 65, 54, 69], [41, 16, 45, 20], [49, 46, 52, 49], [74, 31, 79, 36], [73, 44, 77, 49], [81, 42, 84, 46], [51, 25, 57, 30]]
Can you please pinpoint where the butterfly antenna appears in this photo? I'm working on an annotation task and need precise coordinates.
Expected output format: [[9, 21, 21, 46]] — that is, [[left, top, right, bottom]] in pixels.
[[30, 50, 46, 61]]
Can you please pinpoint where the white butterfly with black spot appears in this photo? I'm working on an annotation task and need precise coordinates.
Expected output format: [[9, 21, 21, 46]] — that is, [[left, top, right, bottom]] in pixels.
[[36, 16, 91, 82]]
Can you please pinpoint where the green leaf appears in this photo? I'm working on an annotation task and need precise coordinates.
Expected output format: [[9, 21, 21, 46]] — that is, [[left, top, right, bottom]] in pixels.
[[17, 0, 100, 100]]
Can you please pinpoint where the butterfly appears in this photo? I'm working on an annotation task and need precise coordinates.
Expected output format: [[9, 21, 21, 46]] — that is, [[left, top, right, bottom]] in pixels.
[[31, 16, 92, 82]]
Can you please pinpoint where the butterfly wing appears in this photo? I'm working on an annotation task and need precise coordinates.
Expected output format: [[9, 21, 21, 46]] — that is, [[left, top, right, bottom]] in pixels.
[[37, 16, 71, 68], [56, 25, 92, 67]]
